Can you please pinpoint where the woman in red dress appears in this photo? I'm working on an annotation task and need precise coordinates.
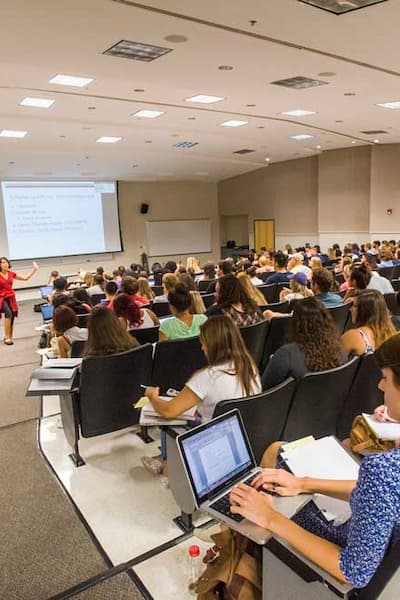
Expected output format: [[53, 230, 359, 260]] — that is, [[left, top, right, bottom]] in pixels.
[[0, 257, 38, 345]]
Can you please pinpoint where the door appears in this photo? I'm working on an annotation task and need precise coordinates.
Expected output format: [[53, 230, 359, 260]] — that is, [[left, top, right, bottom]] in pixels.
[[254, 219, 275, 252]]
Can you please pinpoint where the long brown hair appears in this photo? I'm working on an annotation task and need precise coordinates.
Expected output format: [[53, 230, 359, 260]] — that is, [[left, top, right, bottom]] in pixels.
[[354, 289, 396, 348], [217, 274, 260, 313], [237, 272, 265, 305], [290, 297, 343, 371], [199, 315, 258, 396], [85, 306, 136, 356], [137, 277, 155, 301]]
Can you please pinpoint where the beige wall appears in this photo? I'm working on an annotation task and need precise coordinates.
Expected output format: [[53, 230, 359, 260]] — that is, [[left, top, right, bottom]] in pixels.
[[220, 215, 248, 246], [370, 145, 400, 238]]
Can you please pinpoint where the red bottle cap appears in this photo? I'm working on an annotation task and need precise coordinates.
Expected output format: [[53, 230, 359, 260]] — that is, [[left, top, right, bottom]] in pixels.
[[189, 544, 200, 557]]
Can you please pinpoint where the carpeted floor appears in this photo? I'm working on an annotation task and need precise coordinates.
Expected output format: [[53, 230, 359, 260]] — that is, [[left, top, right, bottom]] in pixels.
[[0, 300, 145, 600]]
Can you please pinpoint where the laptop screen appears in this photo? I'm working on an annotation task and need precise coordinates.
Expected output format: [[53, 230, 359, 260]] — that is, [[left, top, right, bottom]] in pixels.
[[40, 286, 53, 299], [178, 411, 255, 505], [41, 303, 54, 322]]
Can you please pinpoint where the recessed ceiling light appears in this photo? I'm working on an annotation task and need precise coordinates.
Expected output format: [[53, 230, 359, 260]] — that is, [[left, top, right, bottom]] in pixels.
[[133, 109, 164, 118], [352, 140, 357, 144], [20, 97, 55, 108], [174, 141, 198, 149], [291, 134, 314, 140], [257, 126, 265, 129], [265, 157, 271, 162], [104, 39, 172, 62], [376, 101, 400, 110], [316, 145, 321, 149], [221, 120, 248, 127], [0, 130, 28, 138], [96, 136, 122, 143], [281, 109, 316, 117], [344, 92, 356, 96], [88, 106, 96, 111], [335, 120, 344, 123], [49, 74, 95, 87], [185, 94, 224, 104], [164, 34, 188, 43], [133, 88, 145, 92], [218, 65, 233, 70], [271, 76, 328, 90], [374, 139, 380, 143], [246, 104, 256, 108]]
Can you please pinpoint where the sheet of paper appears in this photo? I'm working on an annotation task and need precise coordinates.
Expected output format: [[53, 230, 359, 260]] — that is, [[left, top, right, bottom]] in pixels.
[[362, 413, 400, 441], [42, 358, 82, 368], [134, 396, 150, 409]]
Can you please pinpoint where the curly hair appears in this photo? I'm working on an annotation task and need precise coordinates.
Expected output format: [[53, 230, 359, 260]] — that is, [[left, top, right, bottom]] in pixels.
[[290, 297, 343, 372]]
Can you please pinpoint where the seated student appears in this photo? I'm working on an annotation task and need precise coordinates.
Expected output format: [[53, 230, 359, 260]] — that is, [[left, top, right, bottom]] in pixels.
[[49, 277, 70, 306], [206, 260, 234, 294], [288, 252, 312, 281], [262, 297, 346, 389], [84, 306, 137, 356], [53, 305, 88, 358], [142, 315, 262, 478], [237, 272, 266, 306], [103, 280, 118, 307], [264, 252, 292, 285], [190, 290, 206, 314], [159, 283, 207, 340], [87, 274, 105, 297], [341, 289, 396, 356], [47, 269, 59, 285], [202, 262, 216, 281], [345, 263, 394, 297], [206, 274, 263, 327], [186, 256, 203, 276], [378, 250, 395, 268], [256, 254, 274, 277], [113, 293, 159, 330], [120, 277, 148, 306], [246, 266, 264, 286], [153, 273, 179, 303], [137, 277, 155, 302], [309, 255, 323, 271], [279, 272, 314, 303], [231, 333, 400, 590], [312, 268, 343, 308], [72, 288, 93, 311]]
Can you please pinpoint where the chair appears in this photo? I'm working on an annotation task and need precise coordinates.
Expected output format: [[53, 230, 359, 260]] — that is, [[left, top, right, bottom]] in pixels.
[[240, 320, 270, 369], [201, 293, 216, 309], [129, 326, 160, 344], [257, 284, 277, 304], [153, 273, 163, 286], [327, 302, 352, 334], [261, 301, 290, 314], [260, 315, 293, 372], [151, 336, 208, 393], [151, 302, 172, 317], [282, 357, 359, 441], [335, 273, 345, 286], [61, 344, 153, 465], [378, 266, 395, 281], [70, 340, 86, 358], [384, 293, 400, 316], [90, 293, 106, 305], [151, 285, 163, 296], [275, 282, 290, 303], [213, 378, 297, 464], [392, 279, 400, 292], [76, 314, 89, 327], [198, 280, 212, 292], [337, 354, 384, 439]]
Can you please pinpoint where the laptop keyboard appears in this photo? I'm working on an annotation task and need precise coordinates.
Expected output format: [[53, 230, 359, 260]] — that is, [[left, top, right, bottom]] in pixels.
[[209, 474, 257, 523]]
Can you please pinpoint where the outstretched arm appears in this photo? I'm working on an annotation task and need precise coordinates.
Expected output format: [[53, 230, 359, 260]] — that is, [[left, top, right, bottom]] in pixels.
[[15, 262, 38, 281]]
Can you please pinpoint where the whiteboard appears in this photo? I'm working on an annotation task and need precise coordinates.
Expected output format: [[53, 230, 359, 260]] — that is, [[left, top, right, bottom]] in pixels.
[[146, 220, 212, 256]]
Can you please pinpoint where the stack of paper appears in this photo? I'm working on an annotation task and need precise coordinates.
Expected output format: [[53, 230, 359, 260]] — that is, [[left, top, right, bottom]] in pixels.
[[362, 413, 400, 441], [140, 396, 198, 426], [31, 366, 78, 380]]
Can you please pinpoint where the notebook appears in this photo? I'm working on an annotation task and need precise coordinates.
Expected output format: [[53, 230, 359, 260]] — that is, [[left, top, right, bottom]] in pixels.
[[177, 410, 310, 544], [362, 413, 400, 441], [139, 396, 198, 426]]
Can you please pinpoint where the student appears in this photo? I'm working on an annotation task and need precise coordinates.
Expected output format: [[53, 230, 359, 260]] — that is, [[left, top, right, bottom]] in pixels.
[[159, 283, 207, 340], [206, 274, 263, 326], [288, 253, 312, 280], [47, 269, 59, 285], [312, 268, 343, 308], [279, 272, 314, 303], [231, 333, 400, 590], [142, 315, 261, 478], [246, 266, 264, 286], [137, 277, 155, 302], [53, 305, 88, 358], [264, 252, 292, 285], [341, 289, 396, 356], [87, 274, 105, 297], [262, 297, 346, 389], [113, 293, 159, 330], [84, 306, 137, 356], [72, 288, 93, 311], [346, 264, 394, 296], [206, 260, 234, 294], [153, 273, 179, 303], [202, 262, 216, 281], [237, 272, 266, 306], [120, 277, 149, 306], [104, 280, 118, 306]]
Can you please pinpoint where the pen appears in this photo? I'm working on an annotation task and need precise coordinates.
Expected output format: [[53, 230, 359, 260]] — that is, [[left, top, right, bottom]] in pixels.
[[140, 385, 151, 390]]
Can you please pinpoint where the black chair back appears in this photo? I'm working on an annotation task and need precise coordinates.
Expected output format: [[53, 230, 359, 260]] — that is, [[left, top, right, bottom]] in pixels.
[[152, 302, 172, 317], [79, 344, 153, 437], [275, 282, 289, 303], [261, 301, 290, 314], [261, 315, 293, 372], [201, 293, 216, 309], [337, 354, 384, 439], [257, 284, 277, 304], [327, 302, 352, 334], [379, 266, 395, 281], [129, 326, 160, 344], [282, 357, 359, 441], [152, 336, 208, 393], [240, 320, 270, 369], [90, 293, 106, 306], [76, 314, 89, 328], [392, 279, 400, 292], [70, 340, 86, 358], [213, 378, 297, 464], [384, 293, 400, 316], [151, 285, 163, 296], [335, 273, 345, 286], [198, 280, 213, 292]]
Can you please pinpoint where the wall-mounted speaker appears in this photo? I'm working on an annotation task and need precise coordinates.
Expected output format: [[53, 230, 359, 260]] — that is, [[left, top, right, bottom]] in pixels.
[[140, 203, 149, 214]]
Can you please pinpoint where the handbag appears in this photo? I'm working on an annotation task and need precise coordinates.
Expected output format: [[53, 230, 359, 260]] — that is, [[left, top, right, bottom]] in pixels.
[[194, 528, 262, 600], [349, 414, 395, 454]]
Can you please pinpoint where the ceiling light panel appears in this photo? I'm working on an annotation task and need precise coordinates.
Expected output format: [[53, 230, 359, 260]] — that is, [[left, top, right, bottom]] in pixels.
[[360, 129, 388, 135], [298, 0, 387, 15], [20, 97, 55, 108], [291, 134, 314, 140], [376, 102, 400, 110], [104, 39, 172, 62], [271, 76, 328, 89], [221, 120, 248, 127], [174, 141, 198, 149], [233, 149, 255, 154], [281, 109, 316, 116], [96, 136, 122, 143], [133, 110, 164, 118], [185, 95, 225, 104], [0, 130, 28, 138], [49, 74, 95, 87]]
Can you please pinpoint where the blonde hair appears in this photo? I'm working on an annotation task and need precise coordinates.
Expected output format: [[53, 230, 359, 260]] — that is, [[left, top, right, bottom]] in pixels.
[[237, 272, 266, 305], [190, 290, 206, 314], [290, 279, 313, 297], [162, 273, 179, 292], [84, 273, 94, 287], [310, 256, 322, 270], [137, 277, 155, 301], [259, 256, 270, 267], [186, 256, 201, 273]]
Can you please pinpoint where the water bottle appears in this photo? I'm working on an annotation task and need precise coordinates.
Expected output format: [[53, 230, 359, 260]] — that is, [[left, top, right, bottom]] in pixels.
[[188, 544, 201, 595]]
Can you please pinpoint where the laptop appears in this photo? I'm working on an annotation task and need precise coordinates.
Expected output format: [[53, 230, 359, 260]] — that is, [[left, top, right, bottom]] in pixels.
[[40, 285, 53, 299], [177, 410, 310, 544], [40, 303, 54, 324]]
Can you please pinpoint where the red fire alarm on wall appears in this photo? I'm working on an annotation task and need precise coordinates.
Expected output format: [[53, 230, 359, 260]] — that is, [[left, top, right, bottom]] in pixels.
[[387, 208, 393, 215]]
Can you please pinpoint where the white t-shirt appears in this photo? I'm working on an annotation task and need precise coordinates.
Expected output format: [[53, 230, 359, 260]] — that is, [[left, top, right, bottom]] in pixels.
[[186, 363, 261, 422], [291, 264, 313, 279], [368, 272, 394, 294]]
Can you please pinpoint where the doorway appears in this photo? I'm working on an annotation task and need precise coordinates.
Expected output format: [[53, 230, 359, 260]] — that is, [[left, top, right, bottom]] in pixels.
[[254, 219, 275, 252]]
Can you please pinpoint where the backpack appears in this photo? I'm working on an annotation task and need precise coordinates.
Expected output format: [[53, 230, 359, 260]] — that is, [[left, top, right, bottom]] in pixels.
[[349, 414, 395, 454]]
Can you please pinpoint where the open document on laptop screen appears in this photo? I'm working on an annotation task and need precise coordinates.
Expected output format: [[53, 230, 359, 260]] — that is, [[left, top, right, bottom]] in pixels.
[[179, 412, 254, 504]]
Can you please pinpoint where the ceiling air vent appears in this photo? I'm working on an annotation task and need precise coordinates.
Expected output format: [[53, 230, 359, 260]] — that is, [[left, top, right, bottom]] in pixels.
[[271, 76, 328, 89], [103, 40, 172, 62], [298, 0, 387, 15], [174, 141, 199, 149], [360, 129, 388, 135], [233, 149, 255, 154]]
